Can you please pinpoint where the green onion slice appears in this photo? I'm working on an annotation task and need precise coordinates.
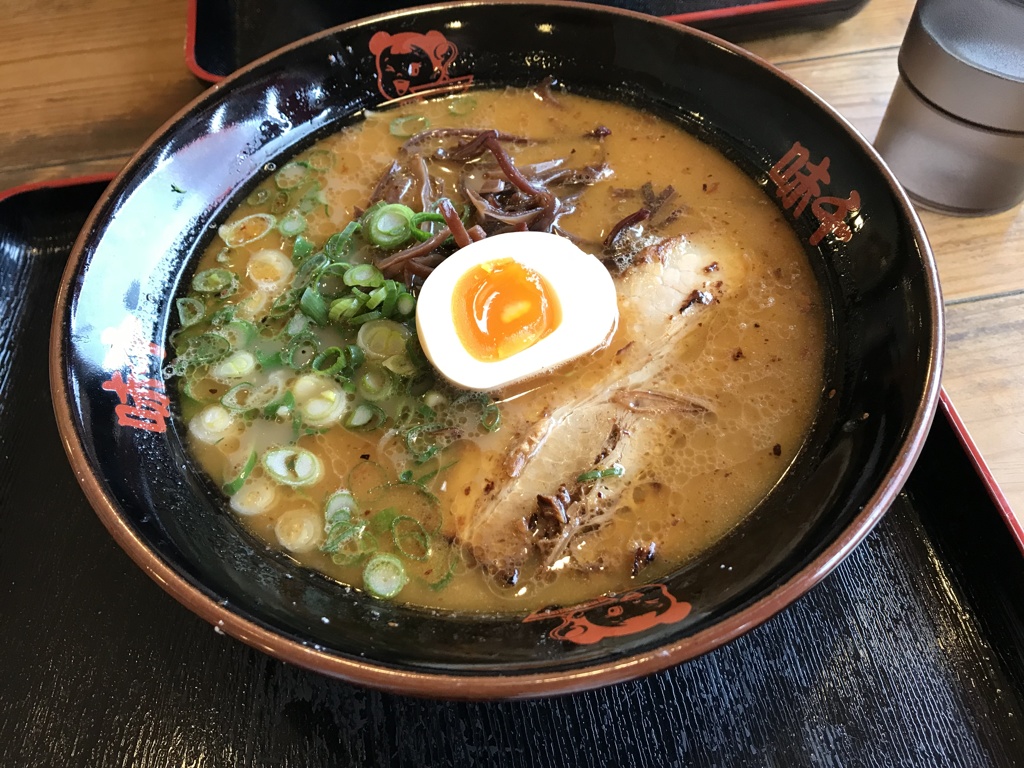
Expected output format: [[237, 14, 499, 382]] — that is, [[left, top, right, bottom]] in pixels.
[[324, 523, 377, 565], [222, 450, 258, 496], [246, 187, 271, 206], [576, 464, 626, 483], [361, 203, 416, 250], [176, 297, 205, 328], [306, 149, 334, 172], [324, 490, 357, 528], [311, 346, 346, 376], [209, 350, 257, 380], [344, 402, 387, 431], [299, 286, 329, 326], [217, 320, 257, 348], [262, 446, 324, 487], [192, 268, 235, 294], [391, 516, 432, 561], [278, 209, 307, 237], [395, 293, 416, 317], [389, 115, 429, 137], [282, 332, 320, 370], [184, 332, 231, 365], [220, 382, 257, 412], [356, 365, 395, 402], [357, 319, 411, 360], [292, 235, 315, 262], [219, 213, 276, 247], [275, 161, 309, 190], [343, 263, 385, 289], [366, 481, 441, 532], [363, 553, 408, 599], [325, 222, 360, 259]]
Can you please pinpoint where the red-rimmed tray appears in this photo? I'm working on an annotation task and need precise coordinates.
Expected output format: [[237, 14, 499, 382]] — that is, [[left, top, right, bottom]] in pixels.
[[185, 0, 871, 82], [2, 177, 1023, 766]]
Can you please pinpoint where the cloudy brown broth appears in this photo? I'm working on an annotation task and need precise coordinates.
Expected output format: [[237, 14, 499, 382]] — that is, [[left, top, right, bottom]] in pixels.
[[173, 87, 825, 613]]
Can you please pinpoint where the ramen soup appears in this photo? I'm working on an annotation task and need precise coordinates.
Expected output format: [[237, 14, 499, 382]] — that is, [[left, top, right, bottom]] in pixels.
[[168, 85, 825, 613]]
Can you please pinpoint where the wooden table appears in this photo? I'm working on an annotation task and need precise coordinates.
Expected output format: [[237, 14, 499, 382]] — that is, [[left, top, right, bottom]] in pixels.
[[1, 0, 1020, 511]]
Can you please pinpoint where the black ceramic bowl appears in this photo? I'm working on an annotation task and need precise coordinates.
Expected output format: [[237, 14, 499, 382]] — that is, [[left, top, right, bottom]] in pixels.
[[50, 0, 942, 698]]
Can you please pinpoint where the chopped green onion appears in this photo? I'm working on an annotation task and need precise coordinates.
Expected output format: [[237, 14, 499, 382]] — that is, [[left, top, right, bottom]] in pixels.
[[369, 507, 400, 535], [328, 296, 364, 323], [217, 320, 257, 348], [222, 450, 257, 496], [218, 213, 276, 247], [395, 293, 416, 316], [345, 344, 365, 370], [209, 306, 236, 326], [278, 209, 307, 237], [270, 191, 290, 215], [391, 516, 431, 561], [447, 95, 477, 115], [184, 332, 231, 365], [366, 481, 440, 531], [282, 332, 319, 369], [285, 309, 311, 337], [246, 187, 271, 206], [210, 350, 257, 380], [343, 263, 385, 289], [275, 161, 309, 190], [176, 297, 205, 328], [299, 285, 329, 326], [404, 423, 446, 464], [306, 149, 334, 172], [192, 268, 235, 294], [356, 366, 395, 402], [292, 235, 315, 262], [311, 346, 346, 375], [344, 402, 387, 431], [363, 553, 408, 598], [324, 222, 359, 259], [262, 389, 295, 420], [262, 446, 324, 487], [349, 309, 384, 326], [383, 354, 418, 377], [324, 490, 356, 527], [324, 523, 377, 565], [379, 282, 400, 316], [576, 464, 626, 483], [361, 203, 416, 250], [389, 115, 429, 137], [221, 382, 258, 412], [357, 319, 410, 360]]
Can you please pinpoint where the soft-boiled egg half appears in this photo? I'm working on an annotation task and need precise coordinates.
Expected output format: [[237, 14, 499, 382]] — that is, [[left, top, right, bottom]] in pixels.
[[416, 231, 618, 391]]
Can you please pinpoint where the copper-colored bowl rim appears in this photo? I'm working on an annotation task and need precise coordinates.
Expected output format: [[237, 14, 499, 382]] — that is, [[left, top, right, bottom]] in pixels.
[[49, 0, 944, 700]]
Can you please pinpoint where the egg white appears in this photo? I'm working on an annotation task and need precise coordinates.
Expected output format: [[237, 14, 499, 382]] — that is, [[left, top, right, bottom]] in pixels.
[[415, 231, 618, 391]]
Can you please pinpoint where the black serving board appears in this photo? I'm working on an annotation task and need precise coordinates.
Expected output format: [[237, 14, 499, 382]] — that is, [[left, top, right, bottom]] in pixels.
[[2, 179, 1024, 767], [186, 0, 871, 81]]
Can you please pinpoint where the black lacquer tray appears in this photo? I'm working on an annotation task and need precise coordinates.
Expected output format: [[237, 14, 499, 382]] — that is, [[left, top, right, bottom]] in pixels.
[[186, 0, 871, 81], [3, 178, 1024, 766]]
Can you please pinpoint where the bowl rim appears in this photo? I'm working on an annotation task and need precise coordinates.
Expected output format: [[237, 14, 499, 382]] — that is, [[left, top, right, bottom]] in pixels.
[[49, 0, 944, 699]]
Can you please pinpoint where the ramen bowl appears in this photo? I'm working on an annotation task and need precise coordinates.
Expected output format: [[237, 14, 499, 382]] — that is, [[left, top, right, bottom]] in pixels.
[[50, 0, 941, 698]]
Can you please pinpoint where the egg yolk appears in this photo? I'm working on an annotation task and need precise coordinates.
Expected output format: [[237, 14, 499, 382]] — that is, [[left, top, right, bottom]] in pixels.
[[451, 257, 562, 362]]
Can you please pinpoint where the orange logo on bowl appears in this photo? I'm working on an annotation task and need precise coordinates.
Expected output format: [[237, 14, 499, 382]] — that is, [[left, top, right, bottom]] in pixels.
[[523, 583, 692, 645], [369, 30, 473, 101], [768, 141, 861, 246]]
